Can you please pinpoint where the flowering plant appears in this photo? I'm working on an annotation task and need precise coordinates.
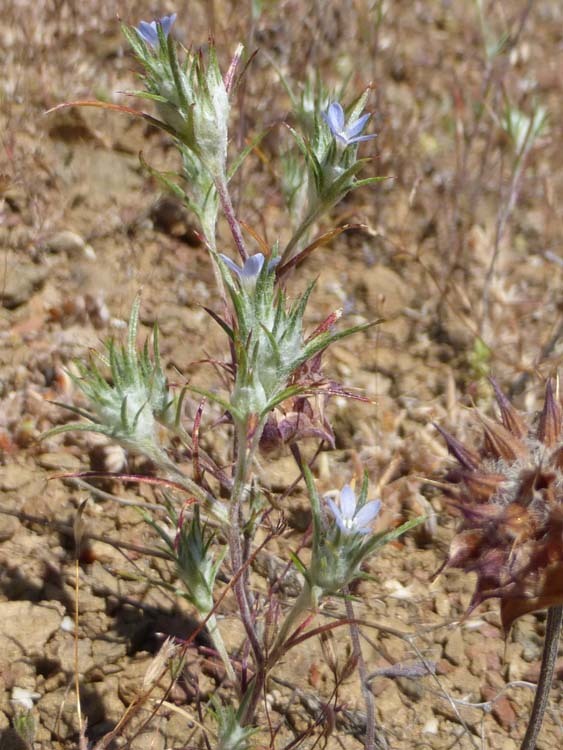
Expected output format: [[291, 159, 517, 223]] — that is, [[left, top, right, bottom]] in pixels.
[[46, 12, 422, 748], [280, 89, 384, 264]]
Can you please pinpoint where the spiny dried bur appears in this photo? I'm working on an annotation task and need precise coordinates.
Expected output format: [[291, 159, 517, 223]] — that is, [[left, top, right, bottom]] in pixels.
[[435, 377, 563, 632]]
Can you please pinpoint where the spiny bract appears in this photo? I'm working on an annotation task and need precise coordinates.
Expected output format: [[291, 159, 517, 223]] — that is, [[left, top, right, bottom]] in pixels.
[[436, 377, 563, 632]]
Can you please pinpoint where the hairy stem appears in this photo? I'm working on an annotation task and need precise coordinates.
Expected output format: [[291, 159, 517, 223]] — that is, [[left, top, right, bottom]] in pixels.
[[230, 419, 278, 726], [280, 204, 323, 265], [215, 174, 248, 262], [206, 612, 238, 685], [521, 604, 563, 750], [160, 457, 228, 524], [241, 580, 315, 726], [344, 593, 385, 750], [228, 421, 264, 692], [268, 584, 313, 666]]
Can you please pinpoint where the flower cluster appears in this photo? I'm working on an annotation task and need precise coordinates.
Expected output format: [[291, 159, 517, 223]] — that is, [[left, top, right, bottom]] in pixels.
[[219, 252, 280, 292], [309, 480, 381, 597], [123, 14, 232, 180], [436, 378, 563, 631], [295, 471, 418, 604], [280, 90, 380, 264], [213, 251, 373, 431], [47, 297, 175, 464], [147, 502, 225, 617]]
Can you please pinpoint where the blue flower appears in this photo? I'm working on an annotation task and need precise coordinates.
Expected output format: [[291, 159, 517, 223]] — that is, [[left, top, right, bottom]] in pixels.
[[327, 484, 381, 535], [136, 13, 177, 48], [219, 253, 280, 290], [323, 102, 376, 147]]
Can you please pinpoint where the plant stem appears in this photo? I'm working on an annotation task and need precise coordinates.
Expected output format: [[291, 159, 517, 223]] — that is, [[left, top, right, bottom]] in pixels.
[[160, 456, 229, 524], [215, 174, 248, 262], [520, 604, 563, 750], [228, 419, 275, 727], [344, 593, 383, 750], [228, 421, 264, 681], [206, 612, 238, 685], [280, 204, 322, 265], [239, 583, 314, 727], [268, 584, 313, 666], [480, 115, 535, 333], [74, 558, 83, 733]]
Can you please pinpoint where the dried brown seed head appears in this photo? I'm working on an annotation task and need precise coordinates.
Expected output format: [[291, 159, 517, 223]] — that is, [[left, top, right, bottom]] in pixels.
[[437, 378, 563, 632]]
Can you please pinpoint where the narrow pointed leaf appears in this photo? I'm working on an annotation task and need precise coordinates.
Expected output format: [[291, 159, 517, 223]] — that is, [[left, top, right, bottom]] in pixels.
[[277, 224, 366, 277], [186, 384, 241, 421], [202, 307, 234, 340], [227, 128, 271, 181]]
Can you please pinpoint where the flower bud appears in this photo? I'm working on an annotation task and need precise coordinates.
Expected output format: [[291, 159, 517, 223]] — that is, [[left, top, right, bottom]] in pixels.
[[174, 507, 224, 616]]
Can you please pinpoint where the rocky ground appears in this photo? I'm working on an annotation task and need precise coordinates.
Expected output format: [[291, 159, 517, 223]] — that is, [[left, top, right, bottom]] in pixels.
[[1, 1, 562, 748]]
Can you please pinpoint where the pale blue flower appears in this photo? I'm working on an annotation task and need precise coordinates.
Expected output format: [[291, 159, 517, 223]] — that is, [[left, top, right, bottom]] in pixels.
[[219, 253, 279, 289], [327, 484, 381, 535], [323, 102, 376, 147], [136, 13, 177, 48]]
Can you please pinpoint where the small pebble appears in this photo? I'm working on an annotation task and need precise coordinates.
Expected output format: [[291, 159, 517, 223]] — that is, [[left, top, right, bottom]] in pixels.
[[46, 230, 86, 255]]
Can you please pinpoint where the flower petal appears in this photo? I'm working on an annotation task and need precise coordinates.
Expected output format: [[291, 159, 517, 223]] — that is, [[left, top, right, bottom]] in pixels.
[[326, 102, 345, 132], [160, 13, 177, 37], [330, 131, 349, 147], [327, 497, 346, 532], [354, 499, 381, 531], [346, 112, 371, 139], [219, 254, 242, 279], [267, 256, 282, 272], [242, 253, 265, 279], [348, 133, 377, 145], [137, 20, 159, 46], [339, 485, 357, 520], [137, 15, 176, 47]]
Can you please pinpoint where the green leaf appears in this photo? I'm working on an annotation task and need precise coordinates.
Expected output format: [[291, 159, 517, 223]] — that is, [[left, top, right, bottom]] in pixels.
[[258, 323, 282, 369], [186, 384, 241, 422], [353, 176, 389, 189], [126, 90, 170, 104], [346, 89, 370, 123], [227, 127, 271, 181], [363, 516, 425, 558], [302, 464, 323, 560], [45, 401, 96, 423], [260, 384, 310, 415], [289, 551, 308, 577], [108, 342, 125, 390], [327, 160, 368, 196], [41, 422, 116, 441], [139, 152, 186, 196], [128, 294, 142, 362], [296, 319, 381, 368], [166, 33, 191, 116], [121, 23, 148, 59]]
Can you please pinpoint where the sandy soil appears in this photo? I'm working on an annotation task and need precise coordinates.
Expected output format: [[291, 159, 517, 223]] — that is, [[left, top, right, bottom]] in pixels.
[[1, 1, 562, 748]]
